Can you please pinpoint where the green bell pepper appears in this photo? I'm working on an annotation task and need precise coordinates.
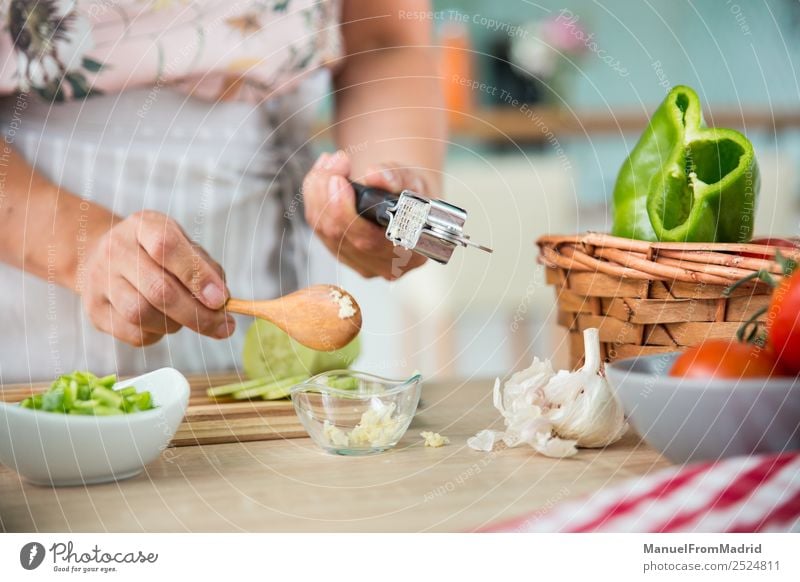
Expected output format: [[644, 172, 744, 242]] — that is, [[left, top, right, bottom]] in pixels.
[[612, 85, 759, 242]]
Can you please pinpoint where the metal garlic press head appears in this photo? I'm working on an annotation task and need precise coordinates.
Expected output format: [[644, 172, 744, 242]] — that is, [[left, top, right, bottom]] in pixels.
[[351, 182, 492, 264]]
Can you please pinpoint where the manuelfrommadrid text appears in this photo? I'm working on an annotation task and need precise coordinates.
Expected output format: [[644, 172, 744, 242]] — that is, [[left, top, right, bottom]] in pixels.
[[644, 543, 762, 555]]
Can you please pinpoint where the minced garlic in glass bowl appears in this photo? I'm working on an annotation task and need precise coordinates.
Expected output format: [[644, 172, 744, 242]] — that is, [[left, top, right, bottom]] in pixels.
[[291, 371, 422, 455]]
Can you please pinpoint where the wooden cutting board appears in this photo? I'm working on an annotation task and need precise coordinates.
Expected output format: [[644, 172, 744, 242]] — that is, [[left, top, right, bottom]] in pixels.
[[0, 372, 308, 447]]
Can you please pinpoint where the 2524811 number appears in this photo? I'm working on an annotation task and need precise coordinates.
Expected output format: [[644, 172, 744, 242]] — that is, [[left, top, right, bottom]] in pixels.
[[730, 560, 780, 571]]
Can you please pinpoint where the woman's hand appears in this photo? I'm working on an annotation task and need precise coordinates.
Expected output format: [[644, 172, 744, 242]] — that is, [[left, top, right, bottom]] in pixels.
[[303, 150, 428, 279], [82, 211, 235, 347]]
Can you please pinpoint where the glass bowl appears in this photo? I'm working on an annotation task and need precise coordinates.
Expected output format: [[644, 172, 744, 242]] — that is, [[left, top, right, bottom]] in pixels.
[[290, 370, 422, 455]]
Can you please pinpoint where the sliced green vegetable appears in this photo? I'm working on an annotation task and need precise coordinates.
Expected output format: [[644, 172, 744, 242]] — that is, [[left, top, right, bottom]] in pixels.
[[260, 383, 300, 400], [125, 391, 152, 412], [209, 371, 363, 403], [92, 385, 123, 409], [20, 395, 43, 410], [18, 371, 156, 415], [63, 380, 77, 410], [77, 381, 92, 401], [71, 399, 100, 411], [42, 388, 66, 412], [97, 374, 117, 388], [206, 376, 275, 399], [69, 403, 124, 416], [325, 376, 360, 391], [232, 375, 308, 400], [242, 320, 360, 381]]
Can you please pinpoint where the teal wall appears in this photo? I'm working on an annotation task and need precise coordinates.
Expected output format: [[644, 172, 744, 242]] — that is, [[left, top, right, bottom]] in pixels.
[[434, 0, 800, 108], [433, 0, 800, 208]]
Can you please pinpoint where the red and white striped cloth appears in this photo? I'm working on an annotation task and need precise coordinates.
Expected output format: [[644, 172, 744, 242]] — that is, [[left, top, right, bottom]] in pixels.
[[485, 452, 800, 532]]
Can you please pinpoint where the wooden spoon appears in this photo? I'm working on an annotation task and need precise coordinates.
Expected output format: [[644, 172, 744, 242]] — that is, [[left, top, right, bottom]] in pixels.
[[225, 284, 362, 351]]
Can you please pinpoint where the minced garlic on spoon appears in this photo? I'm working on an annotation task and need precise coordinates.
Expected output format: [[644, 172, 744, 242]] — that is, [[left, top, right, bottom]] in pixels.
[[467, 328, 627, 458], [329, 288, 357, 319]]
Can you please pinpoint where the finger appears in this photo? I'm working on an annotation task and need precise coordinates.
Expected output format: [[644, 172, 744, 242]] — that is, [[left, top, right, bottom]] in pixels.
[[318, 150, 351, 176], [321, 226, 426, 280], [302, 163, 332, 228], [333, 242, 426, 280], [93, 299, 163, 347], [136, 215, 228, 310], [106, 277, 182, 335], [194, 245, 228, 291], [324, 174, 388, 247], [119, 245, 235, 339], [303, 151, 352, 225], [356, 244, 426, 280], [360, 163, 427, 195], [324, 175, 427, 273], [317, 238, 378, 279]]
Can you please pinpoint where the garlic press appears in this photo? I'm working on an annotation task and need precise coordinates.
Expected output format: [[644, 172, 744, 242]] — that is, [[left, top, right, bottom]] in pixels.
[[351, 182, 492, 264]]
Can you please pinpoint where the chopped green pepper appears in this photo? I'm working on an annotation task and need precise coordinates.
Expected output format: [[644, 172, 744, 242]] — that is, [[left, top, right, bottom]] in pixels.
[[91, 385, 124, 409], [18, 371, 156, 415], [20, 394, 43, 410], [42, 388, 66, 412], [612, 85, 760, 242]]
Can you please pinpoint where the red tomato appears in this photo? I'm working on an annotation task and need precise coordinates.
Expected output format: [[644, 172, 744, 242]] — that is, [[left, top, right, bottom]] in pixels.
[[767, 270, 800, 375], [669, 339, 784, 379], [740, 237, 800, 260]]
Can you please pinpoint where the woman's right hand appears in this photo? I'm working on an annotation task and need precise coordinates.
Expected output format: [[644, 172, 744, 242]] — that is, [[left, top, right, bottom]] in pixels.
[[82, 210, 235, 347]]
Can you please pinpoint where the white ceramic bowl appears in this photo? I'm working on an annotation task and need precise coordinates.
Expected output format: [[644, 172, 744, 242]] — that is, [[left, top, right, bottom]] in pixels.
[[606, 353, 800, 464], [0, 368, 189, 486]]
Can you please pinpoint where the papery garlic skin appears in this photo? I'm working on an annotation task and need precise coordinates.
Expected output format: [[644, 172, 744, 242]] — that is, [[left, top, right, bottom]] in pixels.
[[467, 328, 627, 458], [467, 429, 501, 452]]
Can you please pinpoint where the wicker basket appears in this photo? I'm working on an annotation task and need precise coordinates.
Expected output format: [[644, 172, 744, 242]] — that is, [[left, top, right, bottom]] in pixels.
[[537, 232, 798, 368]]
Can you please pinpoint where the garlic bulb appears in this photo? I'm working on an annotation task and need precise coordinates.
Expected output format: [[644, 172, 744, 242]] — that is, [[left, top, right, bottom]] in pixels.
[[467, 328, 627, 458], [545, 328, 628, 447]]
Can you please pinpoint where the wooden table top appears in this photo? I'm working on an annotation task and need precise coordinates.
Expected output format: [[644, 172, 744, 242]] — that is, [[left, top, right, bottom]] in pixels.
[[0, 379, 669, 532]]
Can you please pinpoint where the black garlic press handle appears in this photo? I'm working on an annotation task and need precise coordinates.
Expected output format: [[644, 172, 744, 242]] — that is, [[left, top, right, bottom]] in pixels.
[[350, 181, 398, 227]]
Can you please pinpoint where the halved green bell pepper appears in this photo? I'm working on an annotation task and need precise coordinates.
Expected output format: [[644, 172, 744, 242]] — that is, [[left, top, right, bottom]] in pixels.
[[612, 85, 759, 242]]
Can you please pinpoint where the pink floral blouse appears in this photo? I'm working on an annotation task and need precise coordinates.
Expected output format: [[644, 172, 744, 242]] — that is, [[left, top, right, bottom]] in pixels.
[[0, 0, 342, 102]]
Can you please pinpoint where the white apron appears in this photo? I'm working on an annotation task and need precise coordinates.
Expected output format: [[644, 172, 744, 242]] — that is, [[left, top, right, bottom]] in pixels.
[[0, 85, 317, 382]]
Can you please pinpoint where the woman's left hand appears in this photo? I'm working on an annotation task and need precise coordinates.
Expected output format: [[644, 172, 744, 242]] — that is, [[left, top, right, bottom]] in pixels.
[[302, 150, 428, 280]]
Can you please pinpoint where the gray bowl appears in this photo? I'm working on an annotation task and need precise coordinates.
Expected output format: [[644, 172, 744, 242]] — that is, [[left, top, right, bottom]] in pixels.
[[606, 353, 800, 464]]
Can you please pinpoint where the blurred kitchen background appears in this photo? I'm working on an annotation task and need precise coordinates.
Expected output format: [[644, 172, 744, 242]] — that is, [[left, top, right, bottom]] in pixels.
[[309, 0, 800, 380]]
